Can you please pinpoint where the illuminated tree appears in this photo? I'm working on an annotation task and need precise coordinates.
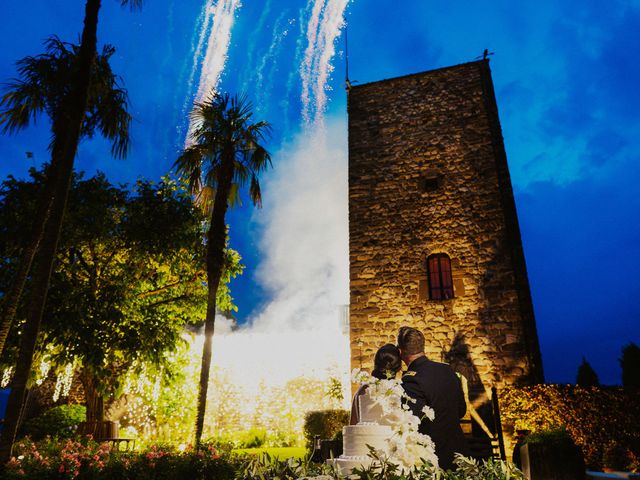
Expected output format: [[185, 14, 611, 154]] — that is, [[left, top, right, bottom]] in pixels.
[[576, 357, 599, 387], [0, 0, 142, 461], [0, 169, 242, 424], [175, 92, 271, 444]]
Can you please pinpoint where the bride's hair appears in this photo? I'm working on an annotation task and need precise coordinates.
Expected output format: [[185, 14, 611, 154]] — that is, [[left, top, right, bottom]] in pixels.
[[372, 344, 402, 379]]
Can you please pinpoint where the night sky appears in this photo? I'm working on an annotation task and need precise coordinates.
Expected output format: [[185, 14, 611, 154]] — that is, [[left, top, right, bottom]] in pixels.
[[1, 0, 639, 385]]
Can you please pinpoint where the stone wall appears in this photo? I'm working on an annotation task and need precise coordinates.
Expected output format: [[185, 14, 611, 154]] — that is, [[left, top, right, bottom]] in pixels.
[[348, 60, 543, 401]]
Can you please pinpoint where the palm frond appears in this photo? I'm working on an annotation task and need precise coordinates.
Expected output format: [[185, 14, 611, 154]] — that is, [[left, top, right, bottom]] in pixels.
[[195, 185, 215, 213], [249, 174, 262, 208], [176, 89, 272, 208], [0, 36, 132, 161], [174, 146, 205, 196]]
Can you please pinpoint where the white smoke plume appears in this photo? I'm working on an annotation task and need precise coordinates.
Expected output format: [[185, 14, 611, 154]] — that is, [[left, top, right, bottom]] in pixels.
[[204, 120, 350, 393], [250, 120, 349, 334], [181, 0, 354, 429]]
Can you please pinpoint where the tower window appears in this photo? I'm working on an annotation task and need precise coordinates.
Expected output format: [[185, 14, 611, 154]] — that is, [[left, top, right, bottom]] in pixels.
[[420, 170, 442, 192], [427, 254, 454, 300]]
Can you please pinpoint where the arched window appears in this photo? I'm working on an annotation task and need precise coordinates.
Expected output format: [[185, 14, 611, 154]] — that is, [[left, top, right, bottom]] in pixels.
[[427, 254, 454, 300]]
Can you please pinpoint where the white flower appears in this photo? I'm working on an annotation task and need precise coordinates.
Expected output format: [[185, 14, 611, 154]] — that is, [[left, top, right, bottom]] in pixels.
[[351, 368, 373, 385], [360, 373, 439, 472], [421, 405, 435, 421]]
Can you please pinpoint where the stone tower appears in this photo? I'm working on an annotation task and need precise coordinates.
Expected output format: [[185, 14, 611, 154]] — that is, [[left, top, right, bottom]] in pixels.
[[348, 60, 543, 398]]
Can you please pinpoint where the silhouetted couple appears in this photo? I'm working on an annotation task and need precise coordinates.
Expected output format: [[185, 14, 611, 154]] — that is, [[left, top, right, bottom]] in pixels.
[[351, 326, 468, 471]]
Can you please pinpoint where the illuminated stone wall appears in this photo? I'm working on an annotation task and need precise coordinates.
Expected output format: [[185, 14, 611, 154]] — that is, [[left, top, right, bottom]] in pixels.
[[348, 60, 543, 400]]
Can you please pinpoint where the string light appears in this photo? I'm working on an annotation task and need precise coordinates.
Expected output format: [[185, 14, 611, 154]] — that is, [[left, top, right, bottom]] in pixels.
[[1, 367, 13, 388]]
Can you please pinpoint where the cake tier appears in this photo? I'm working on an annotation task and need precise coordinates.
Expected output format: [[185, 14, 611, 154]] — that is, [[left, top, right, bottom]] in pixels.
[[358, 392, 385, 424], [342, 424, 392, 457], [328, 456, 375, 475]]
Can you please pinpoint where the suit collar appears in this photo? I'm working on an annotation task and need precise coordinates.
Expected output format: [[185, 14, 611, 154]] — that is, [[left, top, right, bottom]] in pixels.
[[407, 355, 429, 371]]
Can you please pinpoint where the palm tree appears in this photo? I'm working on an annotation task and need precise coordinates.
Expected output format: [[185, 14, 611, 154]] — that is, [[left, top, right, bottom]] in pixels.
[[0, 37, 130, 354], [174, 93, 271, 444], [0, 36, 131, 462]]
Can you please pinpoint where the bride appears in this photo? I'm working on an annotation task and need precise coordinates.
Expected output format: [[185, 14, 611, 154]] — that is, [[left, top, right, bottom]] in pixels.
[[349, 343, 402, 425]]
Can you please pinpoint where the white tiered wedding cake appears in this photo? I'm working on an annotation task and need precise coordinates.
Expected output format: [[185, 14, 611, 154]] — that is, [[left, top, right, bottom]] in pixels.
[[328, 369, 439, 475], [330, 389, 394, 474]]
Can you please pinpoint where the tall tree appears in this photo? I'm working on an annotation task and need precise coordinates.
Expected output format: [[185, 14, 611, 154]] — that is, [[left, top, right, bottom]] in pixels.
[[620, 342, 640, 388], [0, 170, 242, 423], [0, 0, 140, 457], [0, 37, 130, 355], [576, 357, 599, 387], [174, 93, 271, 444]]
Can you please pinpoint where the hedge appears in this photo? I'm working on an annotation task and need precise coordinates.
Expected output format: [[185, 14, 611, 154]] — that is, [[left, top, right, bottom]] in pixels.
[[499, 384, 640, 469], [302, 409, 349, 451]]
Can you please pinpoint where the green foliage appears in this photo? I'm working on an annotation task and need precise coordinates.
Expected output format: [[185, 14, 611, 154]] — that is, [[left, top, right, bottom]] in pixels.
[[3, 437, 525, 480], [446, 455, 526, 480], [523, 426, 574, 446], [236, 450, 523, 480], [4, 437, 239, 480], [621, 342, 640, 388], [23, 404, 86, 440], [0, 168, 243, 415], [236, 428, 268, 449], [325, 377, 344, 404], [232, 447, 307, 460], [500, 384, 640, 469], [303, 409, 349, 451], [576, 357, 599, 386], [237, 452, 316, 480]]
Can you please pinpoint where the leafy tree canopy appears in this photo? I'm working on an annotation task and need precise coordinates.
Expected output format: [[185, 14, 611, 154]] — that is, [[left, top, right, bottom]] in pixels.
[[0, 167, 243, 417]]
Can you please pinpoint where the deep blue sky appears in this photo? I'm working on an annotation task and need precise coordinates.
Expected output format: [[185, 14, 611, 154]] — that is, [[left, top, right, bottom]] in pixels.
[[1, 0, 639, 385]]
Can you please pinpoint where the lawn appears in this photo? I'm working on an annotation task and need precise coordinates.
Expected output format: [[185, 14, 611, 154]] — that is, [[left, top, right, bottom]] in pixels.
[[232, 446, 308, 459]]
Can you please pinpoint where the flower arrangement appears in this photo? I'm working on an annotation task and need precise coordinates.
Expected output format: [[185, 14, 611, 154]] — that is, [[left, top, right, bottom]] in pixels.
[[350, 368, 439, 471], [3, 437, 236, 480]]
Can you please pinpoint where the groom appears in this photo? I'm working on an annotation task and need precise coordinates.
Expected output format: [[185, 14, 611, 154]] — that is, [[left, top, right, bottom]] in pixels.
[[397, 326, 469, 471]]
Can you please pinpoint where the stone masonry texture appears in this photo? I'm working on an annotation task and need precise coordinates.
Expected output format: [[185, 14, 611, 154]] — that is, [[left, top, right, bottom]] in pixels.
[[348, 60, 544, 402]]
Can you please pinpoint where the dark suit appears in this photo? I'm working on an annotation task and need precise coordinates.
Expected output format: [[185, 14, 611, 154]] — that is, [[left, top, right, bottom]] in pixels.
[[401, 356, 468, 471]]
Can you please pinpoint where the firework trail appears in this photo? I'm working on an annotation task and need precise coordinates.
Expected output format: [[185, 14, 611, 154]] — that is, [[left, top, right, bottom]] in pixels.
[[300, 0, 349, 126], [255, 12, 290, 112], [185, 0, 242, 145]]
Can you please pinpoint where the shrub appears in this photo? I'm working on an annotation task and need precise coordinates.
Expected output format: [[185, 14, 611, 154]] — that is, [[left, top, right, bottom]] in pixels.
[[22, 404, 86, 440], [303, 409, 349, 451], [499, 384, 640, 469], [523, 426, 574, 446], [4, 437, 239, 480], [603, 441, 632, 471], [237, 428, 268, 448]]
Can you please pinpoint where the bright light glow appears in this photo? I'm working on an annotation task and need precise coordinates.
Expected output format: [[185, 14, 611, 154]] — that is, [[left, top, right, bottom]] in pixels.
[[176, 1, 352, 443], [1, 367, 13, 388], [52, 363, 75, 403]]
